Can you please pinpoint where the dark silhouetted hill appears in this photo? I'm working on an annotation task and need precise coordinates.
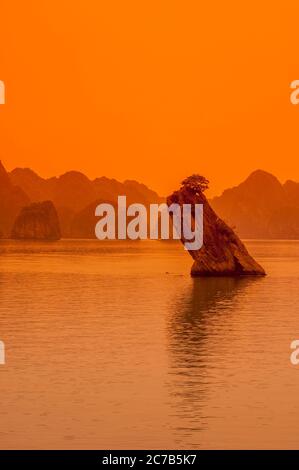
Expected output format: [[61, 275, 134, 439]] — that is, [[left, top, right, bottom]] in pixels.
[[210, 170, 299, 238], [8, 165, 164, 238], [4, 162, 299, 239]]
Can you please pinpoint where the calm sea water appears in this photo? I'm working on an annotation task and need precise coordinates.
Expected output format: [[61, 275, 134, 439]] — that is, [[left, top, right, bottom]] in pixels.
[[0, 239, 298, 449]]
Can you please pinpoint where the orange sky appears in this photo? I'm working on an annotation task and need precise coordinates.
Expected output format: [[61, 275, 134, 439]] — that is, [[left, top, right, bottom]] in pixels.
[[0, 1, 298, 196]]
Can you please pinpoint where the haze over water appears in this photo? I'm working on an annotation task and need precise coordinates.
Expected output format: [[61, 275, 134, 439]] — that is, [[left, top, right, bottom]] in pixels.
[[0, 239, 298, 449]]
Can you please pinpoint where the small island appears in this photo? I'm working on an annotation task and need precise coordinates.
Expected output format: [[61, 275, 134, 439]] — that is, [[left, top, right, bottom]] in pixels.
[[167, 175, 266, 277], [11, 201, 61, 241]]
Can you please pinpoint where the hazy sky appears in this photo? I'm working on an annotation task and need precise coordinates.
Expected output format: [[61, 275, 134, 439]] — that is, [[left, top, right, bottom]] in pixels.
[[0, 1, 298, 196]]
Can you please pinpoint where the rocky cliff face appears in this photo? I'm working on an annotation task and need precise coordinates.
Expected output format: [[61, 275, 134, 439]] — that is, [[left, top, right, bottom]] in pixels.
[[0, 161, 29, 238], [11, 201, 61, 240], [167, 186, 265, 277]]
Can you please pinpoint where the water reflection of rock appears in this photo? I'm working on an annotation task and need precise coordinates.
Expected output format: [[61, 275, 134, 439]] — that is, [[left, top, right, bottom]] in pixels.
[[166, 277, 262, 444]]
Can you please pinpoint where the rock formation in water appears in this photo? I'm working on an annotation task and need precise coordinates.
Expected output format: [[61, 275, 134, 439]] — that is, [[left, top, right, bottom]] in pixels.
[[11, 201, 61, 240], [167, 177, 266, 277]]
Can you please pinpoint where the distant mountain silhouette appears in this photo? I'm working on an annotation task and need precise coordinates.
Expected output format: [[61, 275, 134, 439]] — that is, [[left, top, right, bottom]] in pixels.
[[2, 162, 299, 239], [70, 199, 116, 239], [210, 170, 299, 238], [10, 168, 163, 209], [7, 164, 163, 238]]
